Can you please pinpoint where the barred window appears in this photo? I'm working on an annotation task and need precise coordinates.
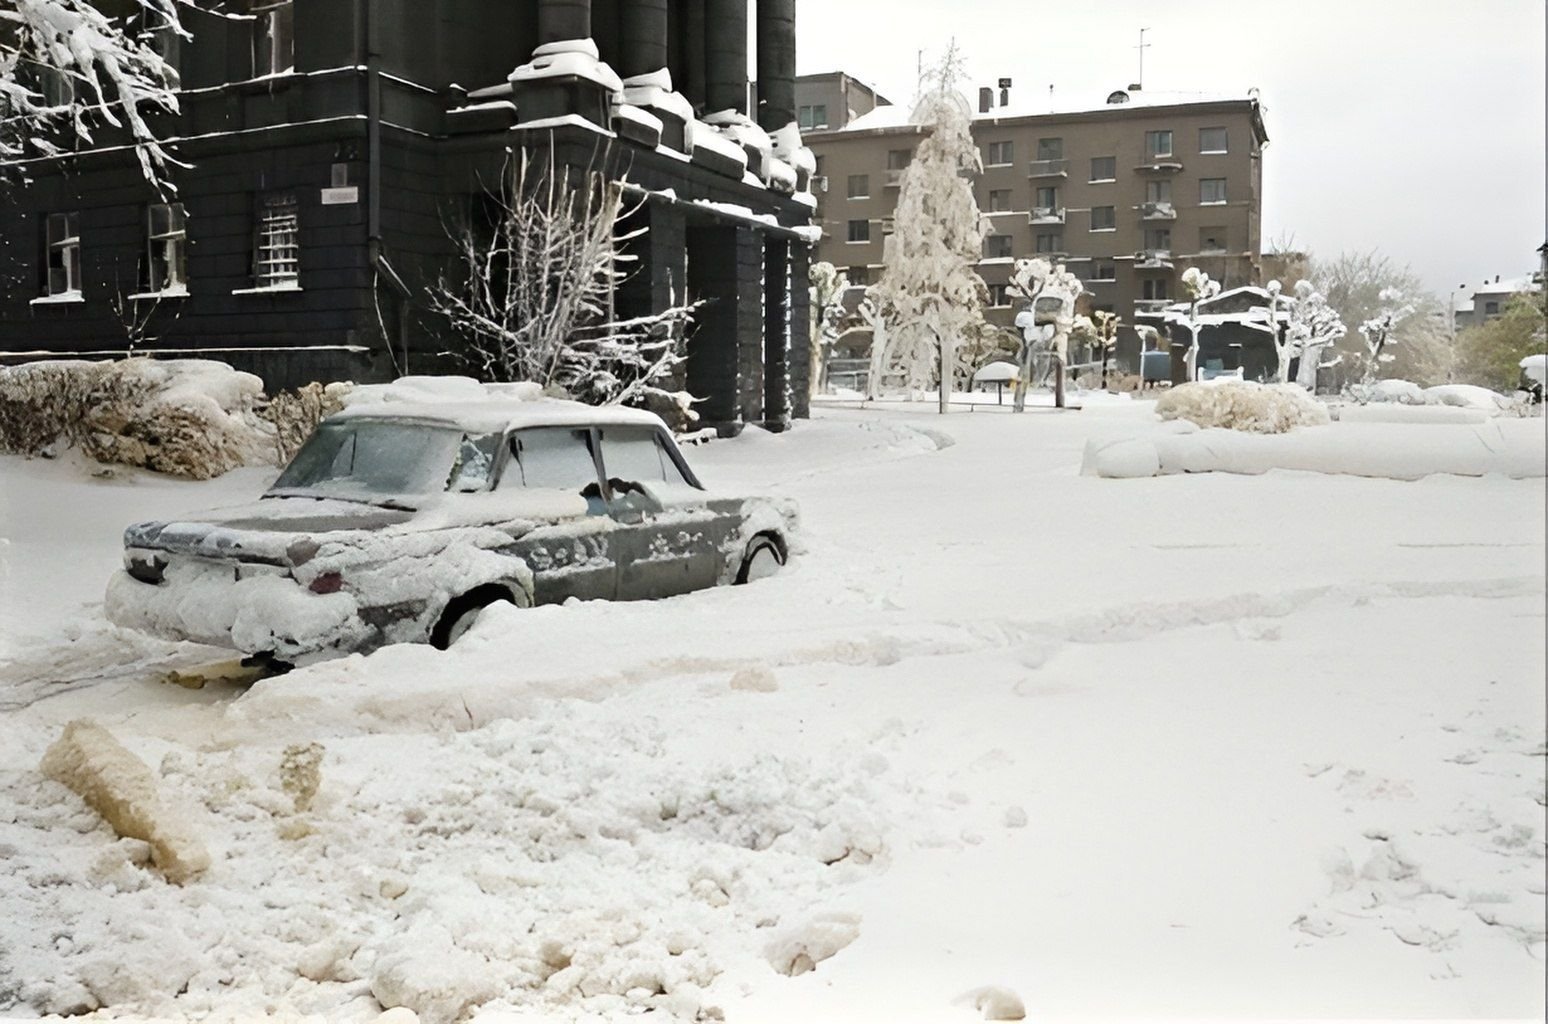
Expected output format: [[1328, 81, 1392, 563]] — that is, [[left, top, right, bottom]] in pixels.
[[254, 192, 299, 288], [147, 202, 187, 292]]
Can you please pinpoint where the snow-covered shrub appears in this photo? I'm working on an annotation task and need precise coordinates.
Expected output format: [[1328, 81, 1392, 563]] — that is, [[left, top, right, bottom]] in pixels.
[[261, 381, 352, 463], [1345, 378, 1425, 405], [0, 359, 278, 478], [1155, 380, 1330, 434]]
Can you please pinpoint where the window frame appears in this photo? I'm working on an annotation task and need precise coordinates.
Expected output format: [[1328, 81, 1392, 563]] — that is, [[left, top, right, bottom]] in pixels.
[[1089, 156, 1116, 182], [1199, 227, 1228, 253], [252, 191, 300, 290], [1145, 129, 1174, 159], [846, 219, 871, 244], [1146, 179, 1173, 204], [846, 173, 870, 199], [1089, 206, 1116, 232], [987, 189, 1012, 212], [44, 211, 82, 297], [984, 235, 1014, 259], [985, 140, 1014, 167], [1034, 232, 1062, 255], [1145, 228, 1172, 252], [146, 201, 188, 294], [1035, 137, 1063, 162], [1199, 177, 1228, 205], [1199, 127, 1228, 154]]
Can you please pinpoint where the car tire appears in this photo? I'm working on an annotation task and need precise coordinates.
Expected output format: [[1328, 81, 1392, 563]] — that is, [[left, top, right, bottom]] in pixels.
[[431, 585, 515, 650], [735, 535, 785, 585]]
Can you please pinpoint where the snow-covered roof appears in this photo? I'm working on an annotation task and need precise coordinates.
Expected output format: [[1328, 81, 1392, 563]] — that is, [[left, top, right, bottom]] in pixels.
[[1467, 275, 1542, 298], [832, 88, 1259, 135], [333, 377, 666, 434]]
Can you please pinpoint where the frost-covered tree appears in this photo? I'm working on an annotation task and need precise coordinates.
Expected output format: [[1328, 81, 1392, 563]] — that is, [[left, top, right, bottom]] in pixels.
[[862, 44, 988, 411], [1284, 280, 1346, 390], [1179, 266, 1221, 381], [1, 0, 186, 188], [1008, 256, 1082, 410], [1357, 286, 1416, 383], [808, 261, 848, 396], [1455, 293, 1547, 392], [429, 154, 696, 415], [1090, 309, 1121, 389]]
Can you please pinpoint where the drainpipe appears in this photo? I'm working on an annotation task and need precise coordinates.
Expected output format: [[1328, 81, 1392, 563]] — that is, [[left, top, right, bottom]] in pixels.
[[360, 0, 407, 373]]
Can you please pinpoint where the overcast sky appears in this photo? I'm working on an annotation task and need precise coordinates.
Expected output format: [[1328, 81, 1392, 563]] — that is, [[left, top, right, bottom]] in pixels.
[[794, 0, 1547, 300]]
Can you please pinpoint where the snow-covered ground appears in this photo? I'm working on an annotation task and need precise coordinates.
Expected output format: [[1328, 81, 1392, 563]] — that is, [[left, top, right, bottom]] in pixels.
[[1, 400, 1543, 1023]]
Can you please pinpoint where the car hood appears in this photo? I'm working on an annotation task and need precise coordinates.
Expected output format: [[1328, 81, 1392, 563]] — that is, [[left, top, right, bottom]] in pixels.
[[124, 496, 417, 562]]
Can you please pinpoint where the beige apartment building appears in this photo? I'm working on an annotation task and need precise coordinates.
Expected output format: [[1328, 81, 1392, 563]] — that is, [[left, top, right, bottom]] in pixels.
[[803, 82, 1269, 367]]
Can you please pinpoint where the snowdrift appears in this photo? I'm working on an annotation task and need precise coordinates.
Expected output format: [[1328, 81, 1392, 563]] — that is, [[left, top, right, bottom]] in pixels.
[[1154, 380, 1330, 434]]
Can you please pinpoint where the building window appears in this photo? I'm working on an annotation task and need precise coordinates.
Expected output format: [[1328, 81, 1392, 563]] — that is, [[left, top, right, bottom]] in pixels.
[[1090, 156, 1116, 182], [44, 212, 82, 296], [814, 155, 825, 176], [1034, 186, 1059, 210], [988, 189, 1012, 212], [1034, 232, 1061, 254], [848, 265, 870, 286], [1484, 300, 1500, 316], [254, 192, 299, 288], [1145, 130, 1173, 159], [1199, 227, 1227, 252], [1036, 137, 1063, 161], [147, 202, 187, 293], [886, 149, 912, 170], [1145, 228, 1171, 252], [847, 174, 869, 199], [1199, 127, 1228, 154], [1092, 261, 1116, 281], [985, 140, 1014, 166], [1090, 206, 1115, 231], [1143, 278, 1170, 300], [984, 235, 1014, 259], [847, 219, 870, 243], [251, 1, 294, 77], [1146, 179, 1172, 204], [1200, 178, 1228, 204], [986, 283, 1010, 307], [38, 65, 76, 107], [798, 104, 828, 130]]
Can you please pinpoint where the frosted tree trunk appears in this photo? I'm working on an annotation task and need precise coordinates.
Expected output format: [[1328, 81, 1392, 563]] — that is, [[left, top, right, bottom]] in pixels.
[[865, 317, 890, 401], [1296, 344, 1323, 390]]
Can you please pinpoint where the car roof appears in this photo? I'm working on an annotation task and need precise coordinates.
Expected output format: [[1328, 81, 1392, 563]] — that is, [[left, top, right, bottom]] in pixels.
[[330, 396, 670, 435]]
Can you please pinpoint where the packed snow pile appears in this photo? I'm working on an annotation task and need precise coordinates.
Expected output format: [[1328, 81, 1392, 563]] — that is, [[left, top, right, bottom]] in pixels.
[[1154, 380, 1330, 434], [0, 359, 351, 477], [1083, 418, 1546, 480], [1343, 379, 1514, 413]]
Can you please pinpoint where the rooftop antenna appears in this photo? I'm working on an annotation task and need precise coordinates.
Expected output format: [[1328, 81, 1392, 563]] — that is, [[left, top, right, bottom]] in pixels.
[[1132, 27, 1150, 91]]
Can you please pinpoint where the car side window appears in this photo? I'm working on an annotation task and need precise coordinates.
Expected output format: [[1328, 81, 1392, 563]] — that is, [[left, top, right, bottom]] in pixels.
[[599, 427, 692, 487], [446, 433, 502, 492], [502, 427, 600, 492]]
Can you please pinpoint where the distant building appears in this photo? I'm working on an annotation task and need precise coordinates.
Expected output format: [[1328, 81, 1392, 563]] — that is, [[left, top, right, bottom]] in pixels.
[[802, 82, 1269, 370], [0, 0, 817, 432], [792, 72, 891, 132], [1453, 272, 1544, 330]]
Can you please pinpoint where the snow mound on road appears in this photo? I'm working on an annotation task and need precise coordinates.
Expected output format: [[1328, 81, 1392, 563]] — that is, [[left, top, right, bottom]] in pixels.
[[1155, 380, 1330, 434]]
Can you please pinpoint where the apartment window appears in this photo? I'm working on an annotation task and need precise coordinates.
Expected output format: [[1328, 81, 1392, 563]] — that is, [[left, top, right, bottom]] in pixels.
[[1092, 261, 1116, 281], [984, 235, 1014, 259], [847, 219, 870, 243], [1199, 127, 1228, 154], [1036, 137, 1063, 161], [985, 140, 1014, 166], [1034, 186, 1059, 210], [847, 174, 869, 199], [38, 66, 75, 108], [254, 192, 299, 288], [1143, 278, 1170, 300], [44, 212, 82, 296], [1145, 228, 1171, 251], [1146, 179, 1173, 204], [986, 284, 1010, 307], [1145, 130, 1173, 159], [147, 202, 187, 293], [1199, 227, 1228, 252], [1090, 206, 1115, 231], [848, 265, 870, 286], [1200, 178, 1227, 204], [798, 104, 828, 130], [988, 189, 1012, 212], [1090, 156, 1116, 182], [886, 149, 912, 170], [1034, 232, 1061, 254], [251, 1, 294, 77], [1484, 300, 1500, 316]]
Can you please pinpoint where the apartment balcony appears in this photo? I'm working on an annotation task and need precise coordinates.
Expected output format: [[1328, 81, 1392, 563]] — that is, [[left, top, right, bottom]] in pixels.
[[1134, 249, 1174, 269], [884, 169, 906, 188], [1133, 298, 1173, 315], [1134, 157, 1184, 173], [1027, 159, 1069, 178], [1029, 206, 1066, 225], [1138, 201, 1176, 220]]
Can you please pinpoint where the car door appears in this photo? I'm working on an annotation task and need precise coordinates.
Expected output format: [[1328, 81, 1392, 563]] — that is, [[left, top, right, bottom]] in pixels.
[[596, 425, 721, 599], [499, 426, 618, 604]]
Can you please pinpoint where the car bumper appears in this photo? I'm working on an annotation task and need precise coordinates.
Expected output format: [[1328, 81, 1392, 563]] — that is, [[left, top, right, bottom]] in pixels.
[[105, 560, 368, 659]]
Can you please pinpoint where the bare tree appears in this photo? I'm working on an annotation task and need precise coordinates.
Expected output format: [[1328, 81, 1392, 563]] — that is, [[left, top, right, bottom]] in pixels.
[[808, 261, 849, 396], [108, 275, 182, 356], [1357, 287, 1416, 384], [1178, 267, 1221, 381], [1091, 309, 1121, 389], [428, 152, 698, 416], [1008, 257, 1082, 411]]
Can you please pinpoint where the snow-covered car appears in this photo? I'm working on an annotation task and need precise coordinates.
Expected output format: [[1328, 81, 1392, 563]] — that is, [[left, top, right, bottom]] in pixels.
[[106, 396, 797, 662]]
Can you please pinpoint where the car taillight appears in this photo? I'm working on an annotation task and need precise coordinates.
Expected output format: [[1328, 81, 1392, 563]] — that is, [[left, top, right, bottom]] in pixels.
[[308, 572, 344, 595]]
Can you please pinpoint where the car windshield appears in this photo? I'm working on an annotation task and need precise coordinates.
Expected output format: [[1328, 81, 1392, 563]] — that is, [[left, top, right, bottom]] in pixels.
[[269, 419, 482, 500]]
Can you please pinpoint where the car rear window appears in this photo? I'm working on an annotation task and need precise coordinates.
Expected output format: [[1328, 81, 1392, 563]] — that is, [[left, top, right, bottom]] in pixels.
[[502, 427, 600, 491], [598, 427, 689, 486]]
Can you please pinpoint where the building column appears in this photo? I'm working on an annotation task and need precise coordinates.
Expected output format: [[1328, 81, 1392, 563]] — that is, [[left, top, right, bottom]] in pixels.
[[755, 0, 795, 132], [763, 237, 791, 430], [704, 0, 747, 114], [619, 0, 668, 77], [789, 243, 811, 418], [537, 0, 590, 44]]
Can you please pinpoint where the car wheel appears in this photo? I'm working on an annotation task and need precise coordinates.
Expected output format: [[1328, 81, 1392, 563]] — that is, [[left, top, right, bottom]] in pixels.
[[736, 536, 785, 585], [431, 586, 515, 650]]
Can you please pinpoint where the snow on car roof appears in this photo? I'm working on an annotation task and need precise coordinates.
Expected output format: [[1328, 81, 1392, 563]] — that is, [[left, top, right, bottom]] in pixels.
[[331, 376, 668, 434]]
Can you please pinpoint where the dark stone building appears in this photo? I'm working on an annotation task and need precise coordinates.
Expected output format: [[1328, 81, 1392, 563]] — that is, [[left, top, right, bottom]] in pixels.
[[0, 0, 816, 431]]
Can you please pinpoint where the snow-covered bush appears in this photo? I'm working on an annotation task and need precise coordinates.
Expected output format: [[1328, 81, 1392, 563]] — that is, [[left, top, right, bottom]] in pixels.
[[1155, 380, 1330, 434], [263, 381, 352, 463]]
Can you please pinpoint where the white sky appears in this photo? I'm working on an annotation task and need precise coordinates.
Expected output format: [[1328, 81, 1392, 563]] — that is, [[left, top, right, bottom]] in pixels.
[[794, 0, 1547, 299]]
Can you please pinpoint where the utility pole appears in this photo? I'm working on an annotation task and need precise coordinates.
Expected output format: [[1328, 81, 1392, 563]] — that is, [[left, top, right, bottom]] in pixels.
[[1135, 28, 1151, 90]]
